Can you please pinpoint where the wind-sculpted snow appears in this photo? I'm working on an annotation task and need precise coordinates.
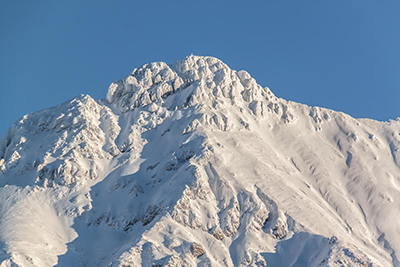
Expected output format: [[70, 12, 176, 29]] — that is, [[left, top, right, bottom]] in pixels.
[[0, 94, 120, 187], [1, 55, 400, 266]]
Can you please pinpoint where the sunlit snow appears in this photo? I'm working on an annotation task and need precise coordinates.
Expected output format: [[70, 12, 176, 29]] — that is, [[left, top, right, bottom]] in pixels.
[[0, 55, 399, 266]]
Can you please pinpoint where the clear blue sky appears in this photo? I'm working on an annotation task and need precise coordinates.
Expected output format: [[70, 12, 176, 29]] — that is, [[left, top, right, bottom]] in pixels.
[[1, 1, 400, 136]]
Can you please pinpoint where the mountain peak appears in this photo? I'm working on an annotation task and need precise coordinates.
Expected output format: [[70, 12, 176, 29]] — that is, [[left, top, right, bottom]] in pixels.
[[1, 56, 400, 266], [105, 55, 276, 113]]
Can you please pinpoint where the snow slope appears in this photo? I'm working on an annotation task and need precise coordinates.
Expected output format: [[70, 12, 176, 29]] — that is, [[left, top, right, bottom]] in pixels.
[[1, 55, 400, 266]]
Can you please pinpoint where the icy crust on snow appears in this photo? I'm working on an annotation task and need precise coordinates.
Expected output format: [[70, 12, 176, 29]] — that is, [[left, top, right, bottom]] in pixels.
[[1, 55, 400, 266]]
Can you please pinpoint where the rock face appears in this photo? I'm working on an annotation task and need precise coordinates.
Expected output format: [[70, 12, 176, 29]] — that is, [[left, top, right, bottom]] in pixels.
[[0, 55, 400, 266], [190, 243, 205, 258]]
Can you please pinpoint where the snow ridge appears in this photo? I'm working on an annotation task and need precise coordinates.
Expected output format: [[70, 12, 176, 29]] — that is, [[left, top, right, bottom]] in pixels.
[[0, 55, 400, 266], [105, 56, 276, 113]]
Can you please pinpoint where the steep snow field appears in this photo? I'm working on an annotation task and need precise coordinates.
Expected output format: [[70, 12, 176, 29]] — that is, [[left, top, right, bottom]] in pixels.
[[1, 55, 400, 266]]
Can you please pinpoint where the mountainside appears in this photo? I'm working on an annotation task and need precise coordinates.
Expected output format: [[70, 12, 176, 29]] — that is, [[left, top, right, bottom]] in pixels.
[[1, 55, 400, 267]]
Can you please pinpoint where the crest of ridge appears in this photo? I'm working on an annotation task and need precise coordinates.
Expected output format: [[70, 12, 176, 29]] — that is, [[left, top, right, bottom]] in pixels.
[[105, 55, 276, 112]]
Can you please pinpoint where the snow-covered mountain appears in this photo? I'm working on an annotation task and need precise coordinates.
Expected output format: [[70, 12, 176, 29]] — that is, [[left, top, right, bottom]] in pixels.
[[1, 55, 400, 267]]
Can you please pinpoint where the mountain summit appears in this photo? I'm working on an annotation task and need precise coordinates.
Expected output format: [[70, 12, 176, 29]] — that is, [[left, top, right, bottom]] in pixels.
[[0, 55, 400, 266]]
